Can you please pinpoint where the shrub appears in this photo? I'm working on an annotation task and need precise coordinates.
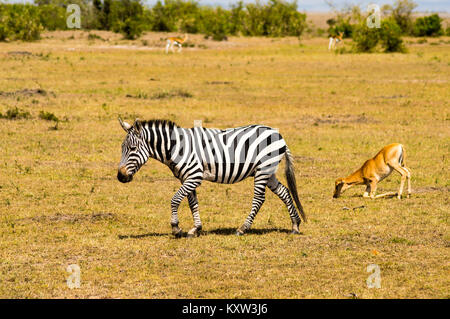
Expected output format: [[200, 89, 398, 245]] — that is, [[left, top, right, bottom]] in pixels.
[[326, 5, 363, 38], [380, 18, 406, 52], [352, 22, 380, 52], [0, 107, 31, 120], [413, 14, 443, 37], [391, 0, 417, 34], [352, 17, 405, 53], [39, 111, 59, 122], [36, 4, 66, 30], [0, 4, 42, 41]]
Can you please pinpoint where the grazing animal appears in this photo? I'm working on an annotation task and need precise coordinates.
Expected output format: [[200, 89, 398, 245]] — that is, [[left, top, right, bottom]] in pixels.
[[165, 34, 188, 53], [333, 143, 411, 199], [328, 32, 344, 50], [117, 118, 306, 237]]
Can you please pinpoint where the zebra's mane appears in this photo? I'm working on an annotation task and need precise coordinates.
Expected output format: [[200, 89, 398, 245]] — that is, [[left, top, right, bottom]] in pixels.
[[139, 119, 178, 130]]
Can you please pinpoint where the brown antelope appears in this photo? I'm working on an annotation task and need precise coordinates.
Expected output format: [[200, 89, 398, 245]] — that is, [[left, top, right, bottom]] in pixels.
[[333, 143, 411, 199], [328, 32, 344, 50], [165, 33, 188, 53]]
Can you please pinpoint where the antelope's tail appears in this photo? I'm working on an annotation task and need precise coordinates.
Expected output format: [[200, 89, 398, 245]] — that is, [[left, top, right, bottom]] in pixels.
[[401, 144, 407, 167]]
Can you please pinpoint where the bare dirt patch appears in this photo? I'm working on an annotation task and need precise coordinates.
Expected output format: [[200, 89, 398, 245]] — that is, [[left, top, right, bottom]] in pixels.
[[307, 114, 378, 125], [18, 212, 117, 224], [0, 88, 53, 98]]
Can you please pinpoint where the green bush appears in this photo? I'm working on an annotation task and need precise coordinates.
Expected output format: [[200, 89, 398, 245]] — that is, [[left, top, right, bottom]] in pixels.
[[413, 14, 443, 37], [327, 17, 353, 38], [39, 111, 59, 122], [37, 4, 67, 30], [352, 22, 380, 52], [380, 18, 406, 52], [0, 107, 31, 120], [352, 19, 405, 53], [0, 4, 42, 41], [391, 0, 417, 34]]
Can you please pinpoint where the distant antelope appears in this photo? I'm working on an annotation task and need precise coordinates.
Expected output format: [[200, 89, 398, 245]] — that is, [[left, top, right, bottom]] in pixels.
[[165, 33, 188, 53], [333, 143, 411, 199], [328, 32, 344, 50]]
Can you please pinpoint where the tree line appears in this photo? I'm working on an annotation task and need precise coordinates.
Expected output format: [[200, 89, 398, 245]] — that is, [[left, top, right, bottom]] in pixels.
[[325, 0, 448, 53], [0, 0, 447, 54], [0, 0, 307, 41]]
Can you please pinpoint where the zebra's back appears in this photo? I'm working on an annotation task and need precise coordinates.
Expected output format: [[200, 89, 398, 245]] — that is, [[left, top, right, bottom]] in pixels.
[[183, 125, 287, 184]]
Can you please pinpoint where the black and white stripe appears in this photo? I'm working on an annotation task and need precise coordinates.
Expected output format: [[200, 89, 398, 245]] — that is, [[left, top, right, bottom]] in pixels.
[[117, 119, 306, 236]]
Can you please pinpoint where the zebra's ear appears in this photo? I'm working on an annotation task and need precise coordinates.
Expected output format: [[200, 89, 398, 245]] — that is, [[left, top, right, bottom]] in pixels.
[[119, 117, 132, 132], [133, 118, 142, 132]]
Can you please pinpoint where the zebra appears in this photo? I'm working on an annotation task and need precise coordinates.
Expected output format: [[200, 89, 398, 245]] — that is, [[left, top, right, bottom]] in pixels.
[[117, 118, 307, 237]]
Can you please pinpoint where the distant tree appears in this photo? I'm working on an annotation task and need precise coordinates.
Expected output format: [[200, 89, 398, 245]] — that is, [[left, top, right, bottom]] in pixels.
[[391, 0, 417, 34], [413, 14, 443, 37], [380, 18, 405, 52]]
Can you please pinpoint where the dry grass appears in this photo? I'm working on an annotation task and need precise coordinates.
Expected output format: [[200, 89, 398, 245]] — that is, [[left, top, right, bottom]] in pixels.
[[0, 31, 449, 299]]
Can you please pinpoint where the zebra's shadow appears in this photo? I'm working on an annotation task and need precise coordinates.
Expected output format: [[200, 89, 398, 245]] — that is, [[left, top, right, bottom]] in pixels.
[[118, 227, 295, 239], [206, 227, 293, 235]]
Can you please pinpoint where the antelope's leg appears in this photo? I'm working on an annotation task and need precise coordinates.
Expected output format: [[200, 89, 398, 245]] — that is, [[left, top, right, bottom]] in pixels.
[[328, 38, 333, 50], [375, 192, 397, 198], [402, 166, 412, 197], [236, 174, 269, 235], [363, 184, 371, 198], [390, 164, 408, 199], [165, 40, 171, 53], [187, 190, 202, 237], [369, 180, 378, 199]]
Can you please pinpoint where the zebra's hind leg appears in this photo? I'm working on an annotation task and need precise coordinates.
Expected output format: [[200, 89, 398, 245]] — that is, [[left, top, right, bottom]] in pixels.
[[187, 190, 202, 238], [267, 175, 302, 234], [236, 174, 269, 236]]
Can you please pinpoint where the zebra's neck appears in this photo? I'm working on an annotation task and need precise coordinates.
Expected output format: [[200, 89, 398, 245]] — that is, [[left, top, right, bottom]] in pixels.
[[141, 120, 177, 165]]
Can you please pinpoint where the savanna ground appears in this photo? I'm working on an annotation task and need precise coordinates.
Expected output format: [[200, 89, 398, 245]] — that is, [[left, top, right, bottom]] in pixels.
[[0, 29, 449, 299]]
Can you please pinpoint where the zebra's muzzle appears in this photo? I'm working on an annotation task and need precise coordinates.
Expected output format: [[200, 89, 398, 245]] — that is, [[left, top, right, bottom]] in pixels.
[[117, 166, 133, 183]]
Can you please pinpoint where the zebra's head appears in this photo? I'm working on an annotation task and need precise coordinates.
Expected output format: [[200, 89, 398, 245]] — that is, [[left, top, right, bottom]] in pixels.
[[117, 118, 149, 183]]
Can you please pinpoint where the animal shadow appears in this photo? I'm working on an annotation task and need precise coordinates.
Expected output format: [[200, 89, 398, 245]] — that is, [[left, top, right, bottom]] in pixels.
[[118, 227, 297, 239], [205, 227, 295, 236]]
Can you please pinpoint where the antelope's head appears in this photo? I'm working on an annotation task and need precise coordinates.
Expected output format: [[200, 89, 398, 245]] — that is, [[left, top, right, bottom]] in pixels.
[[117, 118, 149, 183], [333, 177, 350, 198]]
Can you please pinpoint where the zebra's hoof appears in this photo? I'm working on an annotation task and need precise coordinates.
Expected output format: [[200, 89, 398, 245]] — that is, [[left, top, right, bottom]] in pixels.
[[187, 228, 200, 238], [291, 230, 300, 235], [236, 229, 245, 236]]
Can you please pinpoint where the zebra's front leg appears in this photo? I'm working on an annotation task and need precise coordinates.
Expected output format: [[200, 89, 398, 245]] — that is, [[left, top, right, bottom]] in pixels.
[[236, 175, 269, 236], [171, 180, 201, 238], [187, 190, 202, 238]]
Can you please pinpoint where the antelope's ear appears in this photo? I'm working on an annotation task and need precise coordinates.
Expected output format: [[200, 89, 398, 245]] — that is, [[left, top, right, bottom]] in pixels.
[[119, 117, 132, 132]]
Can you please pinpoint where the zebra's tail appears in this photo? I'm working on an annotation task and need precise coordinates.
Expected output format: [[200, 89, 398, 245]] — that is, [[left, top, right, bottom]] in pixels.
[[284, 148, 307, 223]]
